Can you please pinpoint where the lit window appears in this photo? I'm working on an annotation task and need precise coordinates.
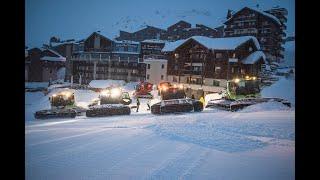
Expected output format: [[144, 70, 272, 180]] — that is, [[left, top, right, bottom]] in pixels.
[[174, 53, 179, 58]]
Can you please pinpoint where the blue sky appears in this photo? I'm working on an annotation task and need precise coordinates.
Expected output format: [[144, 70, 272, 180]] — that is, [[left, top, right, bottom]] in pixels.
[[25, 0, 294, 48]]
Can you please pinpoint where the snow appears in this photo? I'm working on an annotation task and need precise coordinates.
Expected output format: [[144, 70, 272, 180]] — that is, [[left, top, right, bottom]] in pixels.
[[25, 78, 295, 179], [25, 82, 49, 89], [88, 80, 126, 89], [162, 39, 188, 52], [261, 76, 295, 107], [56, 67, 66, 80], [163, 36, 260, 52], [250, 8, 282, 26], [141, 39, 166, 43], [40, 56, 66, 62], [240, 101, 291, 113], [40, 49, 66, 62], [280, 41, 295, 67], [26, 106, 294, 179], [242, 51, 266, 64]]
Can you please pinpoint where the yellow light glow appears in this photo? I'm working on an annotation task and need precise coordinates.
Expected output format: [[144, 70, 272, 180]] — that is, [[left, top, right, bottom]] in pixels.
[[234, 78, 240, 83], [173, 84, 177, 88], [100, 89, 110, 96], [52, 94, 57, 97], [110, 88, 121, 98], [162, 86, 168, 92], [179, 84, 183, 89], [245, 75, 250, 80], [252, 76, 257, 80]]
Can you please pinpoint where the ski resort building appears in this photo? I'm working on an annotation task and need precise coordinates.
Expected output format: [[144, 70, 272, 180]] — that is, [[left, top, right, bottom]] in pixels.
[[162, 36, 266, 92], [116, 25, 166, 42], [140, 39, 166, 61], [25, 48, 66, 82], [144, 58, 168, 85], [224, 7, 287, 63], [71, 32, 146, 84], [116, 21, 223, 42]]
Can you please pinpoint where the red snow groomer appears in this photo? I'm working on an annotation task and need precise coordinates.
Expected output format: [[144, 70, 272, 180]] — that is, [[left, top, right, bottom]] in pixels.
[[134, 81, 153, 99]]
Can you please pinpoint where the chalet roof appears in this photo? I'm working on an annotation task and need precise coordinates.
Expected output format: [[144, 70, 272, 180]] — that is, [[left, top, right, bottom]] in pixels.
[[122, 25, 166, 34], [224, 7, 281, 26], [168, 20, 191, 29], [162, 39, 189, 52], [141, 39, 166, 44], [162, 36, 260, 52], [40, 48, 66, 62], [84, 32, 113, 43], [241, 51, 266, 64]]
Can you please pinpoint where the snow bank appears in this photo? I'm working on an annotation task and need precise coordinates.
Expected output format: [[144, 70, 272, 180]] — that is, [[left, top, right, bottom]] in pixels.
[[240, 101, 291, 113], [89, 80, 126, 89], [25, 92, 51, 121], [25, 82, 49, 89], [261, 76, 295, 106]]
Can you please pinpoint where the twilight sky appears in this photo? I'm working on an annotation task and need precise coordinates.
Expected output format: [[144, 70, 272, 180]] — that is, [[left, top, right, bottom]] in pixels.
[[25, 0, 295, 48]]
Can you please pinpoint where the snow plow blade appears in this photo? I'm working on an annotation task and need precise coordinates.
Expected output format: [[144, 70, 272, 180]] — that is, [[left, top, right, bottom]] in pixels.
[[151, 99, 203, 115], [34, 109, 77, 119], [86, 104, 131, 117], [206, 97, 291, 111]]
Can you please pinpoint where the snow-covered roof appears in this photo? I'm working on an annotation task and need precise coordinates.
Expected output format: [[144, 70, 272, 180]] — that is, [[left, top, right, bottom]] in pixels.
[[40, 49, 66, 62], [224, 7, 281, 26], [162, 39, 189, 52], [89, 80, 126, 89], [141, 39, 166, 44], [251, 8, 281, 26], [241, 51, 266, 64], [163, 36, 260, 52]]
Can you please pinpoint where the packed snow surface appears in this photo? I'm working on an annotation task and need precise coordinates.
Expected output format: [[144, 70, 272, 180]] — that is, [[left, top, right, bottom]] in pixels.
[[26, 79, 295, 179]]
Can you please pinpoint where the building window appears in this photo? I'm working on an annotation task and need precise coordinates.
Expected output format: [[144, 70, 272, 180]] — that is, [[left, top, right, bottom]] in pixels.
[[147, 74, 150, 79], [215, 66, 221, 72], [174, 53, 179, 58], [241, 68, 245, 74], [147, 64, 150, 69], [232, 53, 236, 58], [215, 53, 223, 59], [213, 80, 220, 86], [161, 64, 164, 69], [249, 47, 253, 52], [231, 67, 234, 73], [173, 76, 177, 82], [161, 75, 164, 80], [174, 65, 178, 70]]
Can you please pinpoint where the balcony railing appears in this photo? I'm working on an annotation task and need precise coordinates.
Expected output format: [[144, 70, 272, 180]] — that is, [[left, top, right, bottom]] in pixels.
[[71, 54, 141, 62]]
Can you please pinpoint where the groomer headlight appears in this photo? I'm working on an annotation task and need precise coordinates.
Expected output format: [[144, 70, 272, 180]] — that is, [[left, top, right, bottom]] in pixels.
[[100, 89, 110, 96], [111, 88, 121, 98]]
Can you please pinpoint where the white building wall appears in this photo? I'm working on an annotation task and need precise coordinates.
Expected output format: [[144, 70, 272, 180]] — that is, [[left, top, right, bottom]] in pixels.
[[144, 59, 167, 85]]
